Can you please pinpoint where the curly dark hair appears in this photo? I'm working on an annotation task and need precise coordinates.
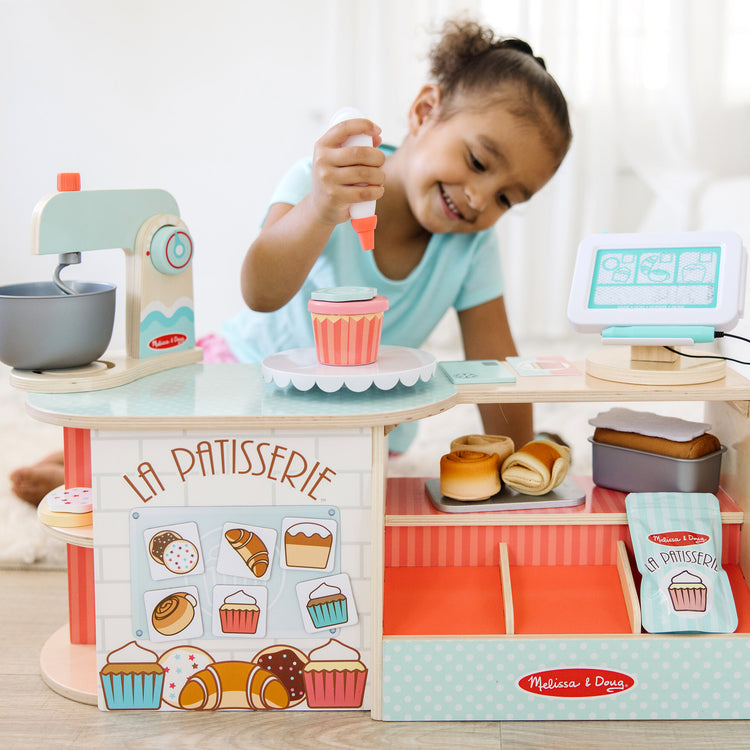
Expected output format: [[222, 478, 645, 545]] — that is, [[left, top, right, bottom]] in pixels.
[[429, 19, 572, 160]]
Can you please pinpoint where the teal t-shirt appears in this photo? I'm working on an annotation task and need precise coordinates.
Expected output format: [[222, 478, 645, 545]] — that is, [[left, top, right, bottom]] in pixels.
[[222, 147, 505, 363]]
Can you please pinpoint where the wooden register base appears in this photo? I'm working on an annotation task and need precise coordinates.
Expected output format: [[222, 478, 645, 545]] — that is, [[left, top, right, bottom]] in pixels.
[[586, 345, 726, 385]]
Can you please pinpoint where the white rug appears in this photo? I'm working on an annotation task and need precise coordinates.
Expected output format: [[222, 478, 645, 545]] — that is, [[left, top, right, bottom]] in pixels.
[[0, 364, 67, 569]]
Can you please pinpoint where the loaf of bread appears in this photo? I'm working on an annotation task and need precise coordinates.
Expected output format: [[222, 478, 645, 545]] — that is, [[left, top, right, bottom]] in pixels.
[[593, 427, 721, 459], [501, 439, 570, 496], [178, 660, 289, 710]]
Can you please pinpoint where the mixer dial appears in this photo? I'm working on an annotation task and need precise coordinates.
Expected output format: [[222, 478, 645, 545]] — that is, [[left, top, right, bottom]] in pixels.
[[149, 225, 193, 275]]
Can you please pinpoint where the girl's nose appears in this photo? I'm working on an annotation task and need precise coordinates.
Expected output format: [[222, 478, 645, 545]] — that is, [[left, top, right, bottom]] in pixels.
[[465, 182, 490, 213]]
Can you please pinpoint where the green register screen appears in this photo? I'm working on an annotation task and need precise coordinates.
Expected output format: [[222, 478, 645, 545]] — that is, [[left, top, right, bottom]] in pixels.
[[588, 246, 720, 309]]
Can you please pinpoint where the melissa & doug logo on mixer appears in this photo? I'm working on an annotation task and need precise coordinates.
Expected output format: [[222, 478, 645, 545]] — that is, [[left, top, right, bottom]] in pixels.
[[149, 333, 188, 350]]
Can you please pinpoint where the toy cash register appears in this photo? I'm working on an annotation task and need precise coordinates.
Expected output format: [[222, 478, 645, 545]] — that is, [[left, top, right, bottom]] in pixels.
[[567, 231, 747, 384]]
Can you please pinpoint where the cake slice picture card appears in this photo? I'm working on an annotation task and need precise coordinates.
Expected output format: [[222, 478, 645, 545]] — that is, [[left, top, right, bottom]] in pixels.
[[295, 572, 358, 633], [216, 522, 277, 580], [281, 516, 337, 571]]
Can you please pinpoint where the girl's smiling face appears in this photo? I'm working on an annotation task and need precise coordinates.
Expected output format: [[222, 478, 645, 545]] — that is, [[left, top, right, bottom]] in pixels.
[[403, 85, 563, 235]]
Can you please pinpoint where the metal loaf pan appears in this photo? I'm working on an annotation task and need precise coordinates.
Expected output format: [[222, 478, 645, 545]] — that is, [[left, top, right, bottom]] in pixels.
[[589, 437, 726, 494]]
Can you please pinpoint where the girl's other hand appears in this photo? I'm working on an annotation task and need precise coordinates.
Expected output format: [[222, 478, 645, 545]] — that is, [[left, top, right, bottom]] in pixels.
[[310, 118, 385, 225]]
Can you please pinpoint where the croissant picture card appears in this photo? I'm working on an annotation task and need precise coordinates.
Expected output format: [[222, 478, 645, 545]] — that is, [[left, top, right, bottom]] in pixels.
[[216, 522, 277, 581]]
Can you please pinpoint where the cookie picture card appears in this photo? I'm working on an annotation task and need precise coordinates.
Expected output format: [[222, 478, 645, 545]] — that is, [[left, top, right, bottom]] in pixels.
[[211, 584, 268, 638], [216, 522, 277, 581], [281, 517, 337, 572], [143, 585, 203, 642], [296, 572, 358, 634], [144, 522, 204, 581]]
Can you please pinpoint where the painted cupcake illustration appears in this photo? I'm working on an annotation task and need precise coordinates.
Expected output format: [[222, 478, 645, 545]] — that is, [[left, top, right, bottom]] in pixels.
[[668, 570, 707, 612]]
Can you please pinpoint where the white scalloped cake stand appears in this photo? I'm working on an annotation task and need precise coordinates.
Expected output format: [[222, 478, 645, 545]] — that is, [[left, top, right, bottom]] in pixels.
[[261, 345, 437, 392]]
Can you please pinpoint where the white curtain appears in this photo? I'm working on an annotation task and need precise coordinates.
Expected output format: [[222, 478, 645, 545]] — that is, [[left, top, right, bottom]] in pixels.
[[345, 0, 749, 345]]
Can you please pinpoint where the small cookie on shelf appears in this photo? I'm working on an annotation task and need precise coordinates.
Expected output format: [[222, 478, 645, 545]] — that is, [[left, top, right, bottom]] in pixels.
[[37, 486, 92, 528]]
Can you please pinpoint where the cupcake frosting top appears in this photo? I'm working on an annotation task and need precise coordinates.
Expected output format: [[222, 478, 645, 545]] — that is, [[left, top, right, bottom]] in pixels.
[[307, 638, 361, 663], [107, 640, 158, 664], [308, 582, 341, 601], [671, 570, 704, 585], [224, 590, 257, 606], [286, 522, 332, 539]]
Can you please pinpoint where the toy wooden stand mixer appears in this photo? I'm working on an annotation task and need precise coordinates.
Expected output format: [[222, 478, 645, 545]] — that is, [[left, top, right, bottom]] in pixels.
[[3, 173, 202, 393]]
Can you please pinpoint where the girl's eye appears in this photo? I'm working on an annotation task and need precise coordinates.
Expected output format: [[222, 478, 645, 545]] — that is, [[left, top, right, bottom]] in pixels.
[[498, 193, 512, 209], [470, 153, 485, 172]]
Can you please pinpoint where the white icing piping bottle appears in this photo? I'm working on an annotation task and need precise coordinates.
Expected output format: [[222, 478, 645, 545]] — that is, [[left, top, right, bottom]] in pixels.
[[329, 107, 379, 251]]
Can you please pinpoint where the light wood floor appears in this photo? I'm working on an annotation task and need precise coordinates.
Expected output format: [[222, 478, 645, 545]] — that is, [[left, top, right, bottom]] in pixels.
[[3, 568, 750, 750]]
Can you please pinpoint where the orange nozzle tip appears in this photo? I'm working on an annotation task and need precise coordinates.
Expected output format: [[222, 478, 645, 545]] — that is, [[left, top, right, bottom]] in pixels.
[[57, 172, 81, 191], [351, 215, 377, 251]]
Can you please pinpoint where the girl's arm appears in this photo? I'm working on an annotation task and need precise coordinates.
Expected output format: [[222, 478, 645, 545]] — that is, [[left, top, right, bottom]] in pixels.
[[457, 296, 534, 448], [240, 119, 385, 312]]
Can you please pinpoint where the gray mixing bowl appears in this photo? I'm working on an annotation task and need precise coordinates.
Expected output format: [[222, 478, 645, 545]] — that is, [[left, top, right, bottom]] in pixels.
[[0, 281, 116, 370]]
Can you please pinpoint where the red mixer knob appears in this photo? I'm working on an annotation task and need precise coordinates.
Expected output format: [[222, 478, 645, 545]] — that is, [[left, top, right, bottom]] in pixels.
[[57, 172, 81, 191]]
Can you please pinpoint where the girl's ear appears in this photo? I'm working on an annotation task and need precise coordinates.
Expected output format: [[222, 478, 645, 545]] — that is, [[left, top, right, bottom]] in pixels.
[[408, 84, 443, 134]]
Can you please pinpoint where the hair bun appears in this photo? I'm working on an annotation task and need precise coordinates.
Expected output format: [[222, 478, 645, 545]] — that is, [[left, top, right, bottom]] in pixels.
[[497, 38, 546, 69]]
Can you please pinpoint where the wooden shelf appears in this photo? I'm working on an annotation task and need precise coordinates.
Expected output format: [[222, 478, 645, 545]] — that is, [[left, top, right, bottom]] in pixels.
[[385, 476, 744, 527]]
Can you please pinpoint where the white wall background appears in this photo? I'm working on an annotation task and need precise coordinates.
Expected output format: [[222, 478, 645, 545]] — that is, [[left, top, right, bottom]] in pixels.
[[3, 0, 750, 355]]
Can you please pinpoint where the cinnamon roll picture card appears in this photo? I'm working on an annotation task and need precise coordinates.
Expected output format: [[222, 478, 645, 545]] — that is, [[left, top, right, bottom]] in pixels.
[[143, 585, 203, 642], [144, 521, 205, 581], [216, 522, 278, 581]]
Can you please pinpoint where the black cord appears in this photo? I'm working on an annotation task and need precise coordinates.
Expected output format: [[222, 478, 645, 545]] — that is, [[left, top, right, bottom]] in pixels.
[[662, 331, 750, 366]]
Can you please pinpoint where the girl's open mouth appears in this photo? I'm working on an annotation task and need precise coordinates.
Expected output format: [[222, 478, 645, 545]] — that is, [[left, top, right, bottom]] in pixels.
[[439, 183, 465, 221]]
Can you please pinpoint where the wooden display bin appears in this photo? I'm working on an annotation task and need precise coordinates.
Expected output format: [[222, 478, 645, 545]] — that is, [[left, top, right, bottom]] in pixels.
[[379, 474, 750, 721]]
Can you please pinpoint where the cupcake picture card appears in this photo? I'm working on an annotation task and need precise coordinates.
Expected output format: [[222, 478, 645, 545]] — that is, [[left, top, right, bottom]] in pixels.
[[295, 572, 358, 633], [211, 584, 268, 638]]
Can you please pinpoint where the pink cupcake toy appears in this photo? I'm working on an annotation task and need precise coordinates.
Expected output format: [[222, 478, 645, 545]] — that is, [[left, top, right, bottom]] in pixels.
[[308, 287, 388, 366]]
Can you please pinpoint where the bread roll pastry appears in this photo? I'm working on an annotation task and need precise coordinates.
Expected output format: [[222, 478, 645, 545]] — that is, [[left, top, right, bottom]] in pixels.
[[178, 660, 290, 710], [439, 450, 502, 501], [225, 528, 269, 577], [592, 427, 720, 459], [151, 591, 197, 636], [450, 434, 514, 464], [501, 439, 570, 496]]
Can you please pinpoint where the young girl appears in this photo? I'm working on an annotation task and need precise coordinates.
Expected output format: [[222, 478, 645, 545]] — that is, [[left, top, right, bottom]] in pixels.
[[222, 18, 571, 451], [10, 18, 571, 504]]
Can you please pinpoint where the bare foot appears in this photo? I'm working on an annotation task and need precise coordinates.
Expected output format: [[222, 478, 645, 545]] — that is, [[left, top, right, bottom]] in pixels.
[[10, 451, 65, 506]]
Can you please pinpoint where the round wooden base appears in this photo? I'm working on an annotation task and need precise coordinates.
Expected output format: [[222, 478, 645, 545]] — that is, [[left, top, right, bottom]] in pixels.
[[40, 624, 97, 705], [586, 347, 726, 385]]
